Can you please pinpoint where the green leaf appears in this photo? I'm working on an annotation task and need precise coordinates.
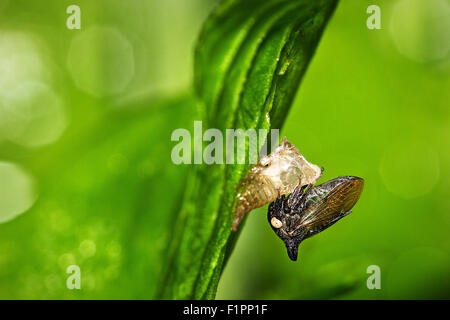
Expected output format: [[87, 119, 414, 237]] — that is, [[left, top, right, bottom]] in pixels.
[[158, 0, 338, 299]]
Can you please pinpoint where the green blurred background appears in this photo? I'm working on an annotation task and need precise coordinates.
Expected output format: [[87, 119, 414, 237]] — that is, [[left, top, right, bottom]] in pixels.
[[0, 0, 449, 299]]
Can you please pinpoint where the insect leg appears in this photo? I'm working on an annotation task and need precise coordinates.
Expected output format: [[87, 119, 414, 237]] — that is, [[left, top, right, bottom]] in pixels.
[[291, 183, 314, 211], [287, 175, 305, 207], [287, 184, 304, 208]]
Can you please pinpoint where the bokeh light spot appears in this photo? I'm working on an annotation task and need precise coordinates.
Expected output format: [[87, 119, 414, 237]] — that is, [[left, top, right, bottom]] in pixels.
[[0, 31, 46, 92], [58, 253, 76, 269], [379, 139, 439, 199], [0, 82, 68, 147], [79, 240, 97, 258], [44, 274, 62, 293], [106, 241, 122, 259], [67, 26, 135, 97], [390, 0, 450, 63], [0, 162, 37, 224], [0, 31, 67, 147]]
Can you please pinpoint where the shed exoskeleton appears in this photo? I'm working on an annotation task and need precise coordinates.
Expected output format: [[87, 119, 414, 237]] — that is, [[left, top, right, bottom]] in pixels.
[[233, 137, 322, 231]]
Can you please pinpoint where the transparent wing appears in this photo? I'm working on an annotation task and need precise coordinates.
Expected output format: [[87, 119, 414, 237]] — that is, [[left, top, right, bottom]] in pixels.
[[298, 176, 364, 232]]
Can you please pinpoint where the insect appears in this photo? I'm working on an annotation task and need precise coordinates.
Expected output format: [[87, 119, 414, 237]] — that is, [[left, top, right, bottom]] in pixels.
[[233, 137, 322, 231], [267, 176, 364, 261]]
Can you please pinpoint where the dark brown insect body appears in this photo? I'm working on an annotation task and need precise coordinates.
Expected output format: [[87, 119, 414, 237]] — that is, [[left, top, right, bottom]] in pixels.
[[267, 176, 364, 261]]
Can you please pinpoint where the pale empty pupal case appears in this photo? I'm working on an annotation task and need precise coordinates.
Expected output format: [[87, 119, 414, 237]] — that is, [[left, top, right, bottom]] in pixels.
[[232, 137, 322, 231]]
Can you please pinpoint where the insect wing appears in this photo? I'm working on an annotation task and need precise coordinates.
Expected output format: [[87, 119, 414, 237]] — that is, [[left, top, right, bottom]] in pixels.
[[298, 176, 364, 231]]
